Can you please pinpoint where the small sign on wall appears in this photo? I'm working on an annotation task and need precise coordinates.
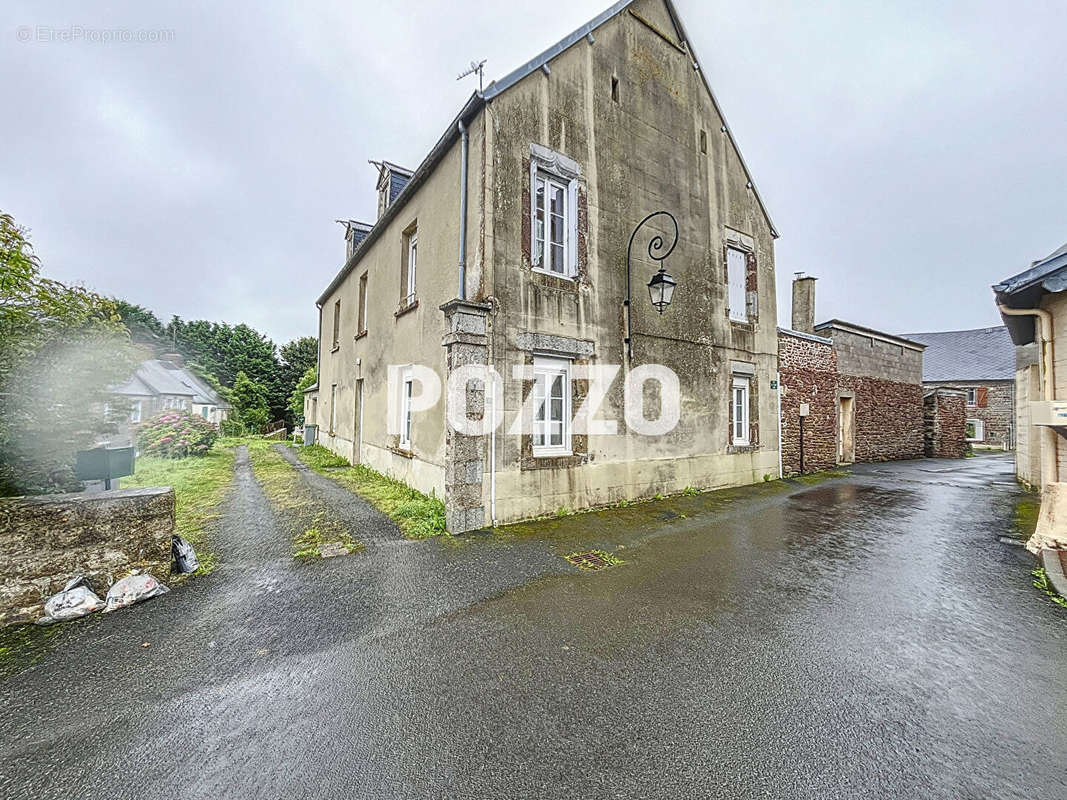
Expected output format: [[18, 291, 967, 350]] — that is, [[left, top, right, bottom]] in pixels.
[[799, 403, 810, 417]]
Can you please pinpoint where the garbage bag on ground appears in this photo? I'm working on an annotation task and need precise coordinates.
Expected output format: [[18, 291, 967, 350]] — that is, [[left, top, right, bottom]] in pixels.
[[171, 535, 200, 574], [104, 573, 169, 612], [42, 576, 106, 622]]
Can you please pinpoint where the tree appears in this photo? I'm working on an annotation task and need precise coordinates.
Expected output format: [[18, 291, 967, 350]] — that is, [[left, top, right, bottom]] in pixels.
[[288, 366, 317, 425], [0, 212, 139, 495], [279, 336, 317, 426], [166, 318, 285, 422], [229, 370, 270, 433], [112, 299, 164, 345]]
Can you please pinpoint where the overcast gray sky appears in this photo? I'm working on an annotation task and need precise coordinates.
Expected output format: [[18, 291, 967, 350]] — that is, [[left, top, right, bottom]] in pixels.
[[4, 0, 1065, 345]]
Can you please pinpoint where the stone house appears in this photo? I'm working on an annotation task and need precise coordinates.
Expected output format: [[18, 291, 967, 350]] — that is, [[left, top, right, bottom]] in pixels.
[[311, 0, 781, 531], [994, 240, 1067, 552], [903, 327, 1015, 449], [110, 358, 230, 446], [995, 242, 1067, 493], [778, 276, 926, 474]]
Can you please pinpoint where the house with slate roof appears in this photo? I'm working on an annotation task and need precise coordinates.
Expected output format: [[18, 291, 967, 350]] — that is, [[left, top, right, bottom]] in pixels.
[[311, 0, 781, 531], [110, 358, 231, 447], [904, 326, 1016, 449], [994, 241, 1067, 499]]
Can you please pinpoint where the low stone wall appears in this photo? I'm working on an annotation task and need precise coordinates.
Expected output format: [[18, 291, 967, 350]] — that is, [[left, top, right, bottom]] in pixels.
[[0, 487, 174, 626]]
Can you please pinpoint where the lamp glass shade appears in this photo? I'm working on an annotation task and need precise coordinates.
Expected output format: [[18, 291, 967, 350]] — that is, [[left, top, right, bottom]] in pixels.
[[647, 269, 677, 314]]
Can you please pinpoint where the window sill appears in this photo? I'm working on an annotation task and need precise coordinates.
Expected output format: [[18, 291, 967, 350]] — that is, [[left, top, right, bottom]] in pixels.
[[532, 266, 576, 281], [728, 318, 754, 328], [727, 443, 759, 454], [390, 445, 414, 459], [354, 330, 367, 341], [521, 452, 586, 471], [394, 298, 419, 318], [532, 449, 572, 459], [330, 345, 340, 353]]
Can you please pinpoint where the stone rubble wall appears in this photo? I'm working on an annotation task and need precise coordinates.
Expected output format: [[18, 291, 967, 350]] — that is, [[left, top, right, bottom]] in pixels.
[[0, 487, 174, 626], [778, 331, 838, 475], [924, 390, 968, 458]]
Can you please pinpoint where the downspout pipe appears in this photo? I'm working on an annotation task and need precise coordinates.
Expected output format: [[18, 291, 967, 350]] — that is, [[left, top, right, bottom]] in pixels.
[[457, 119, 469, 300], [998, 304, 1057, 486]]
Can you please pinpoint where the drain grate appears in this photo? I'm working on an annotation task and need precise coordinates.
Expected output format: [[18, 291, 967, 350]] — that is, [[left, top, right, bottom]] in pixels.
[[565, 549, 623, 571]]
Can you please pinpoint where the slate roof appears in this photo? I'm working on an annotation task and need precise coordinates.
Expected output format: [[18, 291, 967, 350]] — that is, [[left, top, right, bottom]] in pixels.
[[114, 360, 230, 407], [993, 241, 1067, 346], [903, 326, 1015, 383]]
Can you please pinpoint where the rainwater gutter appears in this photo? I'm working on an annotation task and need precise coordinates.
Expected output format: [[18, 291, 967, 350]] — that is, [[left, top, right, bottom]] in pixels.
[[998, 305, 1057, 485], [457, 119, 469, 299]]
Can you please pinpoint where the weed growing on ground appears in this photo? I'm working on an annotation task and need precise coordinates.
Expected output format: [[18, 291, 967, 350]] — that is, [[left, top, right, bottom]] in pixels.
[[1032, 567, 1067, 608], [293, 447, 447, 538]]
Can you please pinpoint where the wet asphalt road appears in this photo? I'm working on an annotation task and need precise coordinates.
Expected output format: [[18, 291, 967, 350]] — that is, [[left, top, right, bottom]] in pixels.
[[1, 453, 1064, 799]]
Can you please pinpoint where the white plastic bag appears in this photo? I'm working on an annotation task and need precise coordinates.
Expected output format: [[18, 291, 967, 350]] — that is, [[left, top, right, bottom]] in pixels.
[[104, 573, 169, 612], [43, 576, 106, 622]]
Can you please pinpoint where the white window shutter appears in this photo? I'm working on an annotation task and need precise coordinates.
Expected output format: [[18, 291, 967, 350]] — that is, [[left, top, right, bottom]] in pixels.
[[529, 159, 540, 266], [568, 179, 579, 276]]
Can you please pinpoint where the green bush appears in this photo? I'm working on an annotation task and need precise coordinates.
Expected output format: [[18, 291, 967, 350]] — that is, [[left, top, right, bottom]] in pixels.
[[137, 411, 218, 458]]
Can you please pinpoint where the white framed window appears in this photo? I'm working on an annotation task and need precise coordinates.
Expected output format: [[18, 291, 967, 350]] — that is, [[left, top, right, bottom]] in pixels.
[[405, 231, 417, 305], [965, 418, 984, 442], [201, 406, 209, 419], [727, 246, 748, 322], [732, 376, 750, 445], [357, 273, 368, 334], [400, 371, 414, 449], [966, 387, 977, 407], [532, 355, 572, 456], [329, 384, 337, 433], [529, 145, 580, 278], [131, 399, 142, 423]]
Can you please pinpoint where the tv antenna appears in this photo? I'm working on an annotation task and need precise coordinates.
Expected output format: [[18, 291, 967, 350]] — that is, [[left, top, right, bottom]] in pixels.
[[457, 59, 487, 92]]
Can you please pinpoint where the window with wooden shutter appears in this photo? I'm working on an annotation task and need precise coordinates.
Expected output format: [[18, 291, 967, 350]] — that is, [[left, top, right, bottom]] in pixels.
[[976, 387, 988, 408]]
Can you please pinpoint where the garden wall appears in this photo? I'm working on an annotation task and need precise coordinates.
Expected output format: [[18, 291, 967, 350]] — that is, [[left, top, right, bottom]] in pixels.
[[0, 487, 174, 626]]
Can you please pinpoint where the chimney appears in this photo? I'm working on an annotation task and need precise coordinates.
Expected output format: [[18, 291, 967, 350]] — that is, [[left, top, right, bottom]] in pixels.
[[791, 273, 817, 334]]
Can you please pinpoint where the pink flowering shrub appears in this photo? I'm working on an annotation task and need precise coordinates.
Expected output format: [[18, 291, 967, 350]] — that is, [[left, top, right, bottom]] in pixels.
[[137, 411, 218, 458]]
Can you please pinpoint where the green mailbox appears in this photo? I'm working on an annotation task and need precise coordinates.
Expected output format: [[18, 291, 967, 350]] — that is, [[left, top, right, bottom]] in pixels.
[[75, 446, 136, 489]]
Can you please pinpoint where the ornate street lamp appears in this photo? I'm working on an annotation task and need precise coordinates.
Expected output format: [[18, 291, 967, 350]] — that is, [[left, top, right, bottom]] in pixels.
[[625, 211, 679, 361]]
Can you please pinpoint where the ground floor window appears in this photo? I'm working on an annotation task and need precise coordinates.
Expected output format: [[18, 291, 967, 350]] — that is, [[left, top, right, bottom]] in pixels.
[[532, 355, 571, 456], [131, 399, 142, 423], [329, 384, 337, 434], [965, 418, 984, 442], [400, 371, 414, 449], [732, 376, 750, 445]]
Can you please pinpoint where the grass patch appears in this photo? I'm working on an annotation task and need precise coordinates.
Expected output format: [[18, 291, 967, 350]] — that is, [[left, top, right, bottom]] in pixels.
[[1012, 484, 1041, 542], [292, 521, 362, 559], [1032, 567, 1067, 608], [122, 444, 237, 574], [296, 444, 350, 469], [293, 446, 447, 539], [246, 442, 363, 556]]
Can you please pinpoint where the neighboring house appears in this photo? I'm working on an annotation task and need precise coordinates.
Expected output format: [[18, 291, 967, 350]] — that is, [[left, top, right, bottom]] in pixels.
[[111, 358, 231, 446], [312, 0, 781, 531], [994, 242, 1067, 494], [903, 327, 1015, 449], [778, 275, 927, 474]]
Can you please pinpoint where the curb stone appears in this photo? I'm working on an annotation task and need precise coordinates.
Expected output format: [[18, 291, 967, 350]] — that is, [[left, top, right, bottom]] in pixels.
[[1041, 548, 1067, 599]]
